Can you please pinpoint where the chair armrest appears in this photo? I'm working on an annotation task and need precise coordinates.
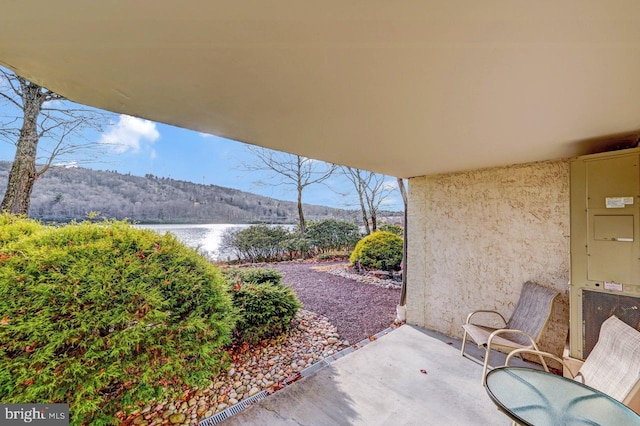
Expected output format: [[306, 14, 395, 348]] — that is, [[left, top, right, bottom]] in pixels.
[[464, 310, 507, 326], [487, 328, 536, 348], [506, 348, 574, 376]]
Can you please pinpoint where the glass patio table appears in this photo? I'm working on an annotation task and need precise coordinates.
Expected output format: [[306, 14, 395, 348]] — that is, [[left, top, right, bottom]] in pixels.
[[485, 366, 640, 425]]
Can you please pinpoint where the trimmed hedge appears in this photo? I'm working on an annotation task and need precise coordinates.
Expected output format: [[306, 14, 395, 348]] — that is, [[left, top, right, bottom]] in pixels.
[[0, 217, 236, 425], [349, 231, 403, 271]]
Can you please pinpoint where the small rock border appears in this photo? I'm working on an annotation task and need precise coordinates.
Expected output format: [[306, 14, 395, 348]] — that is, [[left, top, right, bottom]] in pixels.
[[312, 263, 402, 290], [120, 310, 348, 426]]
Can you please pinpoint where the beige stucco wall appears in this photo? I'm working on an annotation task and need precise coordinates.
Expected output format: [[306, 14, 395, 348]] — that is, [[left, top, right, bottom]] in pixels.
[[406, 159, 570, 357]]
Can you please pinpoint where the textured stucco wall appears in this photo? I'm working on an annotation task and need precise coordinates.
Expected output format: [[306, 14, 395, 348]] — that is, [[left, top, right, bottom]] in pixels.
[[406, 159, 570, 357]]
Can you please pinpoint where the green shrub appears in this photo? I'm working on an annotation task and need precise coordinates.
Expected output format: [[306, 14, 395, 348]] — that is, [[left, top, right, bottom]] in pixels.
[[349, 231, 403, 271], [378, 223, 404, 237], [304, 219, 361, 253], [222, 267, 283, 285], [219, 224, 293, 262], [224, 268, 301, 344], [281, 236, 313, 259], [316, 250, 351, 261], [0, 218, 236, 425], [0, 213, 44, 245]]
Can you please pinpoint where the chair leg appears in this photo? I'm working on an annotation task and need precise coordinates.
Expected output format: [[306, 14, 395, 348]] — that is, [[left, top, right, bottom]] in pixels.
[[481, 346, 491, 386], [460, 329, 468, 356]]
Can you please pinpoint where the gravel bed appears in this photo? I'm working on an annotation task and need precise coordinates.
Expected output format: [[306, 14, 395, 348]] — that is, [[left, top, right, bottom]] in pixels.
[[269, 261, 401, 347], [123, 261, 400, 425]]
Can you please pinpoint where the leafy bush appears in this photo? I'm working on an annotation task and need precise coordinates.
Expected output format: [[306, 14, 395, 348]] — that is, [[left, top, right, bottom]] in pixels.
[[281, 236, 313, 260], [316, 250, 351, 261], [219, 221, 361, 262], [0, 218, 236, 425], [222, 267, 283, 285], [223, 268, 301, 344], [219, 224, 293, 262], [378, 223, 404, 237], [304, 219, 361, 253], [349, 231, 403, 271]]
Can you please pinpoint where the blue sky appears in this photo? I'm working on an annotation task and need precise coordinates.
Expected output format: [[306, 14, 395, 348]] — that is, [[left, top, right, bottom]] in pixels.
[[0, 110, 404, 211]]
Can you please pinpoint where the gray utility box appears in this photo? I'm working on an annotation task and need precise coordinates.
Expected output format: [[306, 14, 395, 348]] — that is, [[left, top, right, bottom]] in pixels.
[[570, 147, 640, 359]]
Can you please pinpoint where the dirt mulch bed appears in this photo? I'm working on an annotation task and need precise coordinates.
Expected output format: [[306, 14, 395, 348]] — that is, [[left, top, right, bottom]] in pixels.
[[268, 261, 401, 345]]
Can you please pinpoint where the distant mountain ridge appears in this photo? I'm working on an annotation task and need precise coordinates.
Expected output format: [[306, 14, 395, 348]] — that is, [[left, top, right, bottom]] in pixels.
[[0, 161, 386, 224]]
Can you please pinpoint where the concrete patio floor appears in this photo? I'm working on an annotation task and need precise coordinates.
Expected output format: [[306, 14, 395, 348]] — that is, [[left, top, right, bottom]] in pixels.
[[217, 324, 521, 425]]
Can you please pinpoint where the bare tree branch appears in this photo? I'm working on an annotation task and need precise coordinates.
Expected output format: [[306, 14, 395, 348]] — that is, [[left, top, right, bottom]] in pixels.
[[242, 146, 337, 234], [337, 166, 397, 233]]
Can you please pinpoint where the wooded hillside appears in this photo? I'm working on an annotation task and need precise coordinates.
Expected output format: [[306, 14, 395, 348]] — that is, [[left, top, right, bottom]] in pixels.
[[0, 162, 381, 224]]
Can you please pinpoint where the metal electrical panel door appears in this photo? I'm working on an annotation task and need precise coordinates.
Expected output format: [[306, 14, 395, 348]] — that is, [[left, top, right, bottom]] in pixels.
[[585, 154, 639, 285], [570, 148, 640, 359]]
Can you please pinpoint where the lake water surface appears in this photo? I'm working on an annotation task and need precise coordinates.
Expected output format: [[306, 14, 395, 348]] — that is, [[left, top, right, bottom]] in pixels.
[[135, 224, 250, 261]]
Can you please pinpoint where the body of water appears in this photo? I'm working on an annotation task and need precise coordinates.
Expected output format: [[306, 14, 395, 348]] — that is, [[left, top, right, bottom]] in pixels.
[[135, 224, 250, 261]]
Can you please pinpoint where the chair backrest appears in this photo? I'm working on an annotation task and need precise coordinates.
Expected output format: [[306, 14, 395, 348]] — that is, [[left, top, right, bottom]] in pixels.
[[576, 315, 640, 403], [505, 281, 559, 346]]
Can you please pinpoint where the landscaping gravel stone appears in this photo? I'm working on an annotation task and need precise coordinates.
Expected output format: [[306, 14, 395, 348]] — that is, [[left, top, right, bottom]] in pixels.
[[271, 261, 400, 345]]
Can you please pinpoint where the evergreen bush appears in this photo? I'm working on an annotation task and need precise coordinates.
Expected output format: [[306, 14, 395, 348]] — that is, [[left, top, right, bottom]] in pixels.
[[222, 267, 282, 285], [349, 231, 403, 271], [0, 213, 44, 245], [223, 268, 301, 344], [0, 218, 236, 425]]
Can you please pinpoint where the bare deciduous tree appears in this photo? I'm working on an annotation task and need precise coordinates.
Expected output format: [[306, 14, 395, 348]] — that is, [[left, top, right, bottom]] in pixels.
[[243, 147, 337, 234], [0, 68, 112, 214], [340, 166, 397, 233], [340, 166, 372, 234]]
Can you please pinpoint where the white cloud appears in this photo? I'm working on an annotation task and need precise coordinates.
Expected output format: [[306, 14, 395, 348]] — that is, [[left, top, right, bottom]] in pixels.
[[382, 179, 399, 191], [198, 132, 214, 138], [100, 115, 160, 153], [380, 195, 398, 205], [150, 149, 157, 160]]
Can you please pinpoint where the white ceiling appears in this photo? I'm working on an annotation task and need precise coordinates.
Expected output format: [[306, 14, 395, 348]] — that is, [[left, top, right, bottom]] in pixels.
[[1, 1, 639, 178]]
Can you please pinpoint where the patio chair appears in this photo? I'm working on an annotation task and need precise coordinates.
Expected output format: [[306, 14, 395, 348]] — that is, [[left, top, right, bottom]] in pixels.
[[506, 315, 640, 414], [460, 281, 559, 385]]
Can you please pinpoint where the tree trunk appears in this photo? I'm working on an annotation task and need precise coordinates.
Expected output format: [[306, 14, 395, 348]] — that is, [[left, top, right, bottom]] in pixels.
[[363, 185, 379, 232], [367, 195, 378, 232], [297, 186, 306, 235], [296, 156, 306, 236], [357, 190, 371, 234], [1, 83, 43, 215]]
